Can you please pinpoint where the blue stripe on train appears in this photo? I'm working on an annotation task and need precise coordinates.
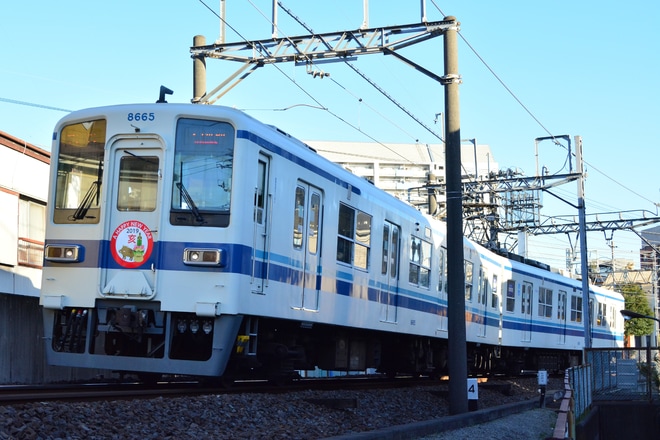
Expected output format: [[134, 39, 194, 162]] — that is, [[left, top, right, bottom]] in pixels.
[[43, 238, 622, 342]]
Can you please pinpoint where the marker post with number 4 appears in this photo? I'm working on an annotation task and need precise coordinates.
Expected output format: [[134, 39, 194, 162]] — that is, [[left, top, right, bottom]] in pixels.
[[467, 378, 478, 411], [538, 370, 548, 408]]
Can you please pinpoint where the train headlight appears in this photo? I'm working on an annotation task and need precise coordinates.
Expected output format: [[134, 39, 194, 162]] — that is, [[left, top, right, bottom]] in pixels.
[[189, 320, 200, 334], [176, 319, 187, 333], [202, 320, 213, 334], [45, 244, 83, 263], [183, 248, 224, 267]]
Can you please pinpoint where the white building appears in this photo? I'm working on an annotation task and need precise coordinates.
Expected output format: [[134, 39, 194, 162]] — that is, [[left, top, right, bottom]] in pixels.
[[0, 130, 49, 297], [307, 140, 497, 214]]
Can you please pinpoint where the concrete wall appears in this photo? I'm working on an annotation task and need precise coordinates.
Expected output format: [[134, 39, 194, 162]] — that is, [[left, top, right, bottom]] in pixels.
[[0, 293, 105, 384], [578, 401, 660, 440]]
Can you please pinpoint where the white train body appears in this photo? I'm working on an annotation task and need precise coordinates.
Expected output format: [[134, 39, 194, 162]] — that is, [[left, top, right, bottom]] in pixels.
[[40, 103, 623, 378]]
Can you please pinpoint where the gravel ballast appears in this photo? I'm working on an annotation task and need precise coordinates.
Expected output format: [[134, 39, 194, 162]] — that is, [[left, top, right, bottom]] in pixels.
[[1, 377, 561, 439]]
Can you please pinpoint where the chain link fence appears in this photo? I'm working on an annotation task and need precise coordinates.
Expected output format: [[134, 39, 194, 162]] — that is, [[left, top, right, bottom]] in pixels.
[[587, 347, 660, 402]]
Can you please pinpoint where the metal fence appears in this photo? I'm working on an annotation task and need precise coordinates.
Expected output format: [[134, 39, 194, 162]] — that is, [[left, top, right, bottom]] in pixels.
[[566, 348, 660, 425], [567, 364, 592, 421], [587, 347, 660, 402]]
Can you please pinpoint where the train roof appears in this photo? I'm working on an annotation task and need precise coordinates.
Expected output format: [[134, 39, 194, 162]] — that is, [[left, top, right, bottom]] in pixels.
[[55, 102, 430, 220]]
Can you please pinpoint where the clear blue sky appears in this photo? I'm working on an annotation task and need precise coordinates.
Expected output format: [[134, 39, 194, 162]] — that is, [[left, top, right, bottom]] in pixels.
[[2, 1, 659, 270]]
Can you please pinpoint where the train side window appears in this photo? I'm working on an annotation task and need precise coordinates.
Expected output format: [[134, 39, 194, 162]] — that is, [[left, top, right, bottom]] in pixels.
[[409, 236, 431, 288], [521, 281, 532, 315], [570, 295, 582, 323], [505, 280, 515, 312], [382, 224, 389, 275], [336, 203, 371, 270], [308, 193, 321, 255], [254, 160, 266, 224], [596, 302, 606, 326], [390, 226, 399, 278], [477, 268, 487, 305], [557, 290, 567, 321], [53, 119, 106, 224], [293, 186, 305, 249], [464, 260, 474, 300], [355, 211, 371, 269], [491, 274, 498, 308], [438, 249, 446, 293], [538, 287, 553, 318]]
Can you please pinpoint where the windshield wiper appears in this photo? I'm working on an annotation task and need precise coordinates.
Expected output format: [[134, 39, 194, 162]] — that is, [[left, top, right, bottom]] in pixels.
[[71, 180, 100, 220], [176, 182, 204, 222]]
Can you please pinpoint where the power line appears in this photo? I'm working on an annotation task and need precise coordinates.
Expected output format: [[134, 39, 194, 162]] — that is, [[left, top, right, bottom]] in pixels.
[[0, 97, 71, 112], [428, 1, 657, 211]]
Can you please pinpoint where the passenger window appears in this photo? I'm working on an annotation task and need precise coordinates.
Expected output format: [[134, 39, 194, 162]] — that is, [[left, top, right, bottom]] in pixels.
[[293, 187, 305, 249], [336, 203, 371, 270], [409, 236, 432, 288], [491, 274, 499, 308], [464, 260, 474, 300], [538, 287, 553, 319], [506, 280, 516, 312], [308, 193, 320, 254]]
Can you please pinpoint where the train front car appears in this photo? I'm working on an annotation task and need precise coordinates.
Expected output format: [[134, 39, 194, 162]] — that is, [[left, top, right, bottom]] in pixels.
[[40, 104, 252, 377]]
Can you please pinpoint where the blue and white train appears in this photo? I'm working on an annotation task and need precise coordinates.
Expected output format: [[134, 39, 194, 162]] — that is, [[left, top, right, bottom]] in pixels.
[[40, 102, 624, 379]]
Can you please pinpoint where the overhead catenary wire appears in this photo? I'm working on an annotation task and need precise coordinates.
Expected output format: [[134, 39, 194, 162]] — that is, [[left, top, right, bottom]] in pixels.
[[428, 0, 657, 214], [202, 0, 417, 164]]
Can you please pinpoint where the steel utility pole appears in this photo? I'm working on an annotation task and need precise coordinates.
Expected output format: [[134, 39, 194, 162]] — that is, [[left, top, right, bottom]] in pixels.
[[191, 5, 468, 414], [443, 16, 468, 415], [575, 136, 591, 349]]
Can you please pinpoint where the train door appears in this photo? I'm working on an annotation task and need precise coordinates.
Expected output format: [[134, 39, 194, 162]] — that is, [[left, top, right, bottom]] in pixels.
[[101, 138, 162, 298], [251, 155, 271, 294], [557, 290, 567, 344], [291, 182, 323, 311], [379, 221, 400, 323], [521, 281, 533, 342]]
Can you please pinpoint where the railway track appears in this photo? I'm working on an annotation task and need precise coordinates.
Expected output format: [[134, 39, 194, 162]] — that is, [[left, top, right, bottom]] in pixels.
[[0, 374, 445, 405], [1, 376, 558, 439]]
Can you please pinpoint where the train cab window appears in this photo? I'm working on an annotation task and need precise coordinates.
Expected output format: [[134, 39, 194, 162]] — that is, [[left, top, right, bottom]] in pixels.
[[170, 118, 234, 227], [570, 295, 582, 323], [117, 156, 158, 211], [53, 119, 107, 224], [336, 203, 371, 270], [538, 287, 553, 318], [464, 260, 474, 300], [505, 280, 515, 312], [409, 236, 431, 288]]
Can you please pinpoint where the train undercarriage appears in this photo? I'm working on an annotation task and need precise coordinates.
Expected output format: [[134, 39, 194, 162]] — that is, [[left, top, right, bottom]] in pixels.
[[48, 305, 578, 380]]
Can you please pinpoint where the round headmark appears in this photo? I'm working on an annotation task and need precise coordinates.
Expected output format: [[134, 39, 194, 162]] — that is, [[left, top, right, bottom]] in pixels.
[[110, 220, 153, 268]]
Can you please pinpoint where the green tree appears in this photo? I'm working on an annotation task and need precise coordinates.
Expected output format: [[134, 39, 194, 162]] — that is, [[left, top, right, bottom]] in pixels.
[[618, 283, 654, 336]]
